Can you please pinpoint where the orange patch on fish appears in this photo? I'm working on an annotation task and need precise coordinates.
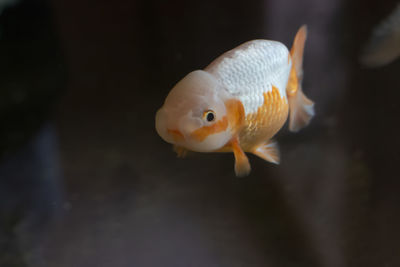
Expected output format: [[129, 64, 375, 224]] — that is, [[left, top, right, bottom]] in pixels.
[[167, 128, 185, 142], [191, 116, 228, 141], [225, 99, 245, 132], [239, 85, 289, 151]]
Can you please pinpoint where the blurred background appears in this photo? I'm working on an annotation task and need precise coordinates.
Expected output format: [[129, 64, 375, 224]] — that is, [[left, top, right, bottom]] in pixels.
[[0, 0, 399, 266]]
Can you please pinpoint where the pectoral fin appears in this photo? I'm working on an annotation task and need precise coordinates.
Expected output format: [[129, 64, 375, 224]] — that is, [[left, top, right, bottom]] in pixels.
[[251, 141, 280, 164], [230, 137, 251, 177]]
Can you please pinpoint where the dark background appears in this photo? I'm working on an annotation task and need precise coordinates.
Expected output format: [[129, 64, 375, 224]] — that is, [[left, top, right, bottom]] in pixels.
[[0, 0, 399, 266]]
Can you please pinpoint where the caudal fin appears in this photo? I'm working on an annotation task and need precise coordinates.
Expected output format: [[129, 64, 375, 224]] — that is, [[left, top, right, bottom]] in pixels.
[[287, 25, 315, 132]]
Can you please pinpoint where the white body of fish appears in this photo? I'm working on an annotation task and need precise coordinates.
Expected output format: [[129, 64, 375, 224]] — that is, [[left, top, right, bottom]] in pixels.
[[205, 40, 291, 115]]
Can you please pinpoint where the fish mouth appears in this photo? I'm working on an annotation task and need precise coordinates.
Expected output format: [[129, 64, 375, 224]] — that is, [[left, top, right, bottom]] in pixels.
[[167, 128, 185, 142], [156, 107, 187, 145]]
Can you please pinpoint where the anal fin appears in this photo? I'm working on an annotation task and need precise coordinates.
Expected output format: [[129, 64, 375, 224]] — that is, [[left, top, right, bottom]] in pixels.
[[251, 141, 280, 164]]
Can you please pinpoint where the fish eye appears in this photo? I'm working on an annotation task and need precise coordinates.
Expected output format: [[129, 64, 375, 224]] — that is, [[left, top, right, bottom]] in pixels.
[[203, 110, 216, 122]]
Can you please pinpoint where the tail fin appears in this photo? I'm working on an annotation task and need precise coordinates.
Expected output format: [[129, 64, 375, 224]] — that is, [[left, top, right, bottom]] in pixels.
[[287, 25, 315, 132]]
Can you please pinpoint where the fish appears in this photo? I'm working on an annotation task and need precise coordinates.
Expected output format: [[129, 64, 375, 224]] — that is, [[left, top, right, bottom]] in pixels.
[[360, 4, 400, 67], [155, 25, 314, 177]]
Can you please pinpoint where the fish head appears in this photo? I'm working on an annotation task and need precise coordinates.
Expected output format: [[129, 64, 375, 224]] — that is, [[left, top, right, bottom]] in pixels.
[[155, 70, 236, 152]]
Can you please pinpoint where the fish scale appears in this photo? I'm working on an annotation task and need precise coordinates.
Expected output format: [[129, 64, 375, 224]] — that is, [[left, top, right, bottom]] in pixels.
[[206, 40, 291, 115], [238, 87, 289, 151]]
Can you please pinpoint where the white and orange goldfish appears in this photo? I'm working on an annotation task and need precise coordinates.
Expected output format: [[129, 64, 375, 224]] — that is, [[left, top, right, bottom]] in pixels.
[[155, 26, 314, 176]]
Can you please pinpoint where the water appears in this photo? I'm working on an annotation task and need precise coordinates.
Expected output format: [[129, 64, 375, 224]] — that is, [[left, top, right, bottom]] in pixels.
[[1, 0, 399, 266]]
